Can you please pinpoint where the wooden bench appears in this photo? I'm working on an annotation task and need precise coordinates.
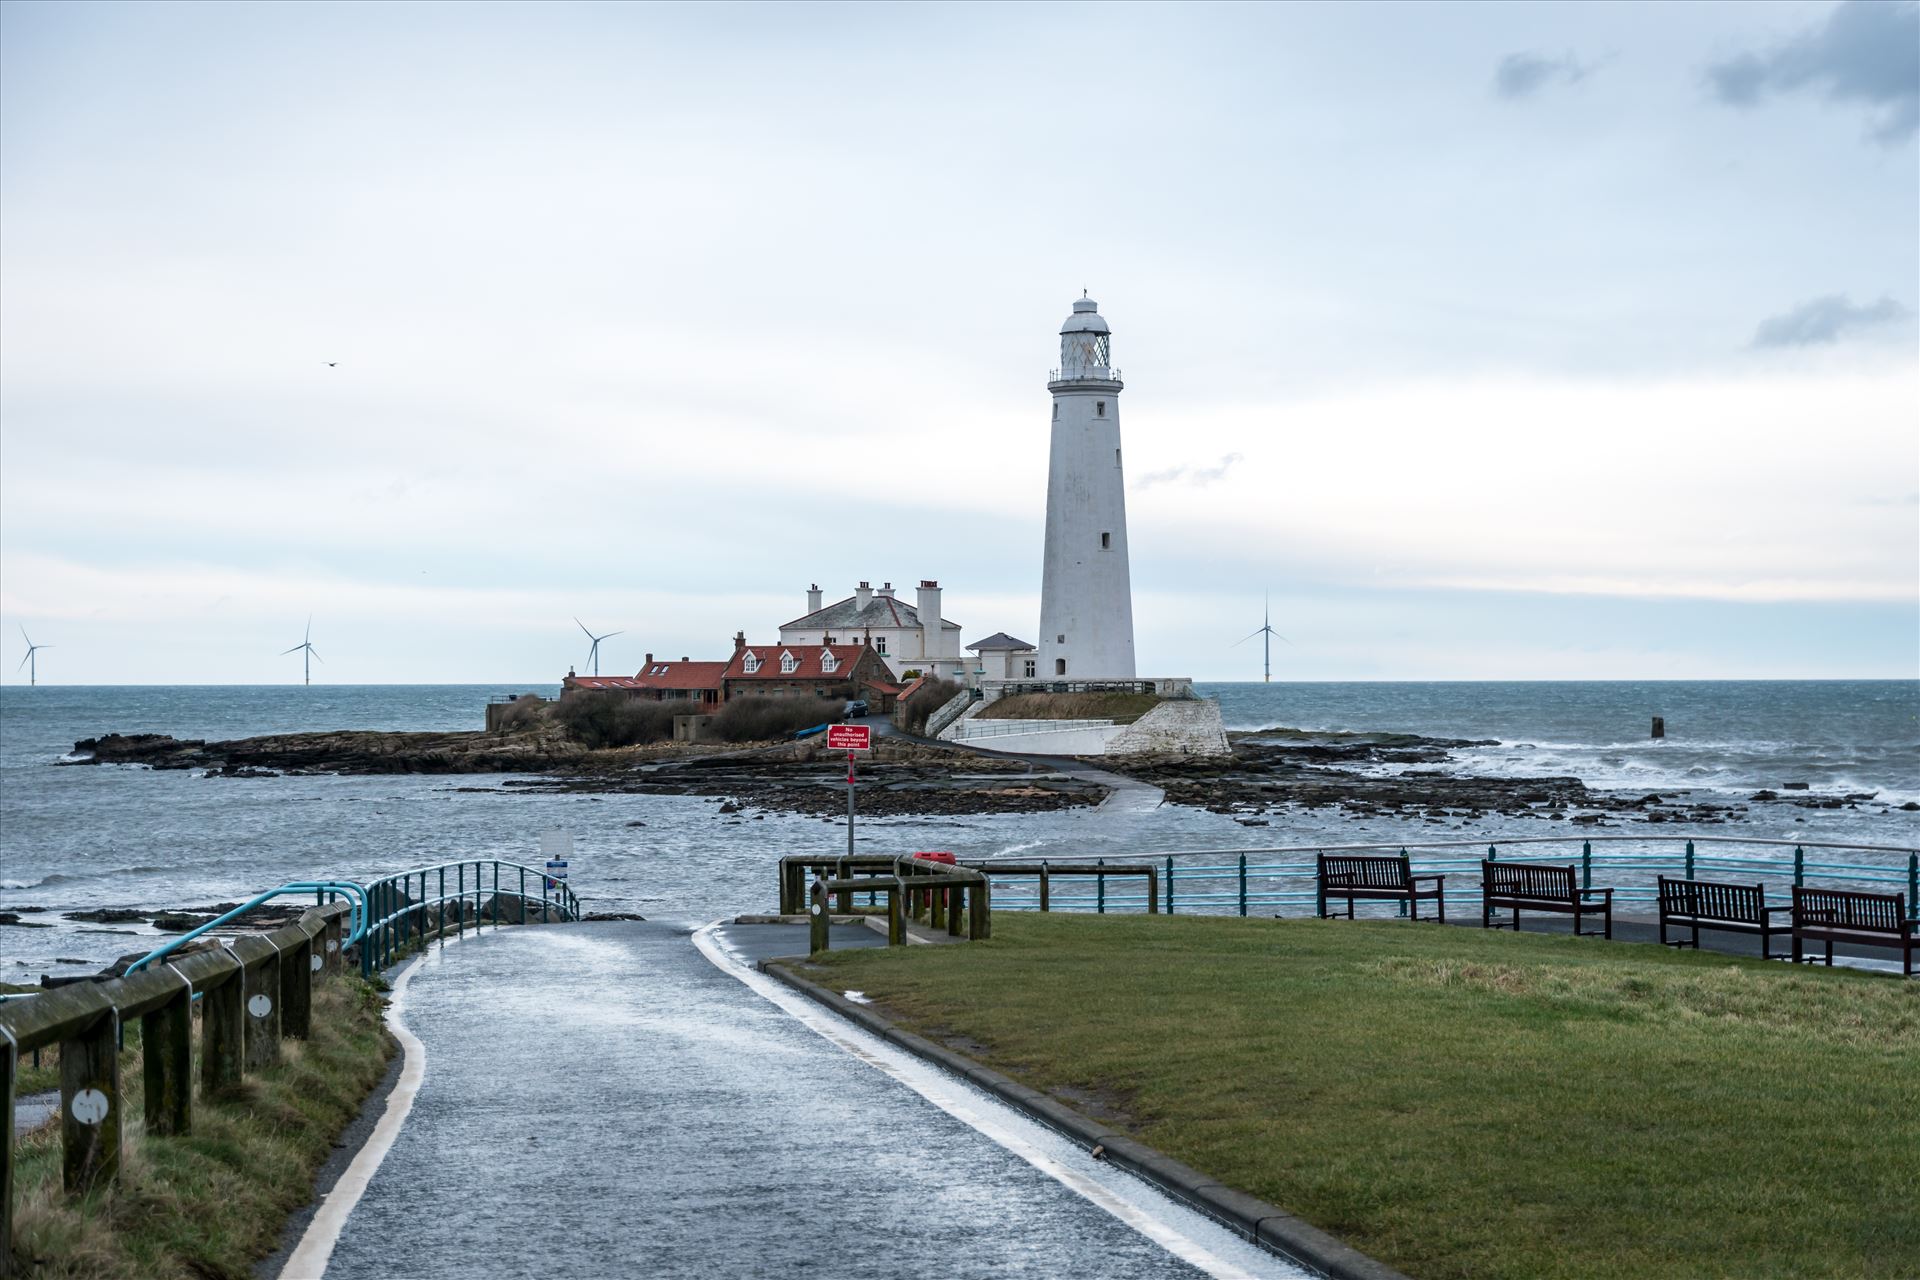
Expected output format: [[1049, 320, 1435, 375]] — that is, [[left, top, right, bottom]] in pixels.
[[1792, 887, 1916, 976], [1481, 861, 1612, 938], [1658, 876, 1793, 959], [1317, 854, 1446, 921]]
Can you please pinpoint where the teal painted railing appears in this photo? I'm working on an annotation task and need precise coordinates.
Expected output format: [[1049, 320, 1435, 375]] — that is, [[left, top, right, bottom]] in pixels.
[[122, 861, 580, 982], [357, 859, 582, 976], [974, 836, 1919, 920]]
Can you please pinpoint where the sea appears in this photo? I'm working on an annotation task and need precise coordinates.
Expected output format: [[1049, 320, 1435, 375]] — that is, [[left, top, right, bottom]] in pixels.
[[2, 681, 1916, 979]]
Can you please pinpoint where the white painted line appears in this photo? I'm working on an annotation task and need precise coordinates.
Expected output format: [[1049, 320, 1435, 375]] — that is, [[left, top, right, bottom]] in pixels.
[[279, 943, 448, 1279], [693, 921, 1302, 1280]]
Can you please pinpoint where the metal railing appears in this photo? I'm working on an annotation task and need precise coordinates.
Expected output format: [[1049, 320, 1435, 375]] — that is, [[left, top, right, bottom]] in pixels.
[[969, 836, 1920, 920], [357, 859, 582, 975], [949, 717, 1118, 740]]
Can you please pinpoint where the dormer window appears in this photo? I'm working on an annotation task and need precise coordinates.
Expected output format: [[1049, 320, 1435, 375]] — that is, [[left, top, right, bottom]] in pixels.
[[742, 651, 760, 674], [779, 650, 798, 674], [820, 650, 838, 674]]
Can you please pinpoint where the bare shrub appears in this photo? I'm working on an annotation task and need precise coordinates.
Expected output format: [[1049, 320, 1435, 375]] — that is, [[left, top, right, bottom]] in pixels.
[[712, 696, 843, 743], [899, 678, 962, 734], [553, 691, 680, 748], [498, 694, 549, 733]]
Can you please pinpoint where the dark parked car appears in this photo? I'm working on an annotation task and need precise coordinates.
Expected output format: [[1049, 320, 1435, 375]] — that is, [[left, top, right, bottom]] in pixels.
[[843, 699, 870, 719]]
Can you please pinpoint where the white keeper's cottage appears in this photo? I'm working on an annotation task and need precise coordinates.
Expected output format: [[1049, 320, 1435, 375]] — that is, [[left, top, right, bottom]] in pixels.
[[778, 580, 964, 681]]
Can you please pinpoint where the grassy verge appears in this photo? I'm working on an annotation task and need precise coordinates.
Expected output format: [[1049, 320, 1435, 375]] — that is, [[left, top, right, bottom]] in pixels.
[[810, 914, 1920, 1279], [977, 692, 1162, 723], [9, 976, 395, 1279]]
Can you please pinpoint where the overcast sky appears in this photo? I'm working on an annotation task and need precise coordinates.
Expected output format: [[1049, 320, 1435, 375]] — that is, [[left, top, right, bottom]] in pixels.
[[2, 0, 1915, 684]]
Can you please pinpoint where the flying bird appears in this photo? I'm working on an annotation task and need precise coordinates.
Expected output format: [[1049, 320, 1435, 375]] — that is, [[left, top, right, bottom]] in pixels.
[[326, 362, 338, 367]]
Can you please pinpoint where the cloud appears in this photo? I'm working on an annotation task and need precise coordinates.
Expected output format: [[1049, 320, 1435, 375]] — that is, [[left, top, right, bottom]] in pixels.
[[1136, 453, 1244, 490], [1750, 294, 1912, 347], [1706, 0, 1919, 144], [1492, 51, 1594, 99]]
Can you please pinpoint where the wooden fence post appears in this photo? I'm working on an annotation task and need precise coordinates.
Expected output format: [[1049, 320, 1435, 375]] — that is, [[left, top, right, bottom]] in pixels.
[[281, 936, 314, 1040], [323, 911, 344, 974], [948, 885, 966, 938], [809, 879, 830, 954], [4, 1035, 15, 1274], [1039, 864, 1051, 912], [238, 939, 281, 1073], [60, 1009, 120, 1195], [969, 879, 990, 940], [887, 885, 905, 945], [202, 963, 244, 1094], [141, 979, 193, 1137]]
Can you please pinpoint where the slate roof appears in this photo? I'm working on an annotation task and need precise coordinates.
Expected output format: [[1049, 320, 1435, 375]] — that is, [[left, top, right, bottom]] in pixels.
[[567, 661, 728, 692], [780, 594, 961, 633], [724, 644, 873, 682], [966, 632, 1036, 652]]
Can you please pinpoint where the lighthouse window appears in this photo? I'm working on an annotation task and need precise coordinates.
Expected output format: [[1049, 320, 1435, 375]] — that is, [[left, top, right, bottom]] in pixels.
[[1100, 532, 1111, 549], [1115, 448, 1122, 467], [1096, 401, 1106, 417], [1053, 404, 1058, 420]]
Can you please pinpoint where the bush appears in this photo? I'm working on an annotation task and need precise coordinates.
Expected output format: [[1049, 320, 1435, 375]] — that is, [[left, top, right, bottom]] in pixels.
[[897, 678, 962, 734], [712, 696, 843, 743], [498, 694, 549, 733], [553, 690, 682, 748]]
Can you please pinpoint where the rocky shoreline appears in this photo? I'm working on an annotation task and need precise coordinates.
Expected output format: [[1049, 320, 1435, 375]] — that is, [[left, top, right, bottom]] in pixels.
[[57, 724, 1912, 826], [1110, 729, 1913, 828]]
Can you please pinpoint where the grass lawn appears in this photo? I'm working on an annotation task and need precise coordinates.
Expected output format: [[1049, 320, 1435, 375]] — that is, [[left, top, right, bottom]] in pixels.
[[809, 914, 1919, 1280], [9, 976, 395, 1279], [976, 691, 1163, 723]]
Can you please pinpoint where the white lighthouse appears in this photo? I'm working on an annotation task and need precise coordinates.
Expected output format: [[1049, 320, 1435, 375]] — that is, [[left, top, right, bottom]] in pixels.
[[1037, 295, 1136, 680]]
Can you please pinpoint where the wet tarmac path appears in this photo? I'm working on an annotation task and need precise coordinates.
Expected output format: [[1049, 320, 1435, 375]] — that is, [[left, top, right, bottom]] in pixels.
[[316, 921, 1299, 1280]]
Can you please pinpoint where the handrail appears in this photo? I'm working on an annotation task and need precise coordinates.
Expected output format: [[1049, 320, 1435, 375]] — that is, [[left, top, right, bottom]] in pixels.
[[126, 881, 367, 975], [356, 859, 582, 976], [974, 834, 1919, 861], [972, 836, 1919, 922]]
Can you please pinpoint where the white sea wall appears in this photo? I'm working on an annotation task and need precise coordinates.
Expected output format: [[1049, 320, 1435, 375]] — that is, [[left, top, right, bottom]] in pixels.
[[1107, 698, 1231, 757]]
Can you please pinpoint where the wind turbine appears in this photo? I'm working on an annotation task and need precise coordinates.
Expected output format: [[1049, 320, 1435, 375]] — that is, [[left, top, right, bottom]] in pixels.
[[282, 617, 323, 686], [17, 627, 50, 686], [575, 618, 622, 677], [1233, 595, 1291, 682]]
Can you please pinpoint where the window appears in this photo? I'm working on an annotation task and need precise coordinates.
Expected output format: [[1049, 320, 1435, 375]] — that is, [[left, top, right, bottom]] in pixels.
[[779, 651, 798, 674], [820, 650, 838, 674], [1100, 532, 1111, 550], [741, 651, 760, 674], [1115, 448, 1122, 467], [1056, 634, 1066, 643], [1023, 660, 1036, 678], [1052, 404, 1058, 420], [875, 637, 887, 653], [1055, 658, 1067, 675], [1096, 401, 1105, 417]]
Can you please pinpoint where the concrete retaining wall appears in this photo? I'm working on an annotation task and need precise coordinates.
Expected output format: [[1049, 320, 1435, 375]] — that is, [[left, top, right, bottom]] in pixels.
[[1107, 698, 1231, 757]]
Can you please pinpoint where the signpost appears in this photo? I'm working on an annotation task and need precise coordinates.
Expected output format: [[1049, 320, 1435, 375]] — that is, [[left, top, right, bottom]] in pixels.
[[542, 828, 571, 891], [825, 724, 872, 859]]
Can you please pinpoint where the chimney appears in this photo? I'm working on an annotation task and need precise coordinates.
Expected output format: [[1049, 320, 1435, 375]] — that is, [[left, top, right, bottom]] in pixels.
[[854, 580, 873, 610], [733, 631, 747, 655], [806, 583, 822, 615], [916, 580, 942, 663], [681, 656, 689, 663], [877, 581, 895, 599], [644, 653, 653, 667]]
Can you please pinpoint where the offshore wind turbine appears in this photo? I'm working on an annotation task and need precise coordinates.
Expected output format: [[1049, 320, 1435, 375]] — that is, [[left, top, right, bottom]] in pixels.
[[282, 617, 323, 686], [1233, 595, 1291, 682], [17, 627, 50, 686], [575, 618, 622, 677]]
